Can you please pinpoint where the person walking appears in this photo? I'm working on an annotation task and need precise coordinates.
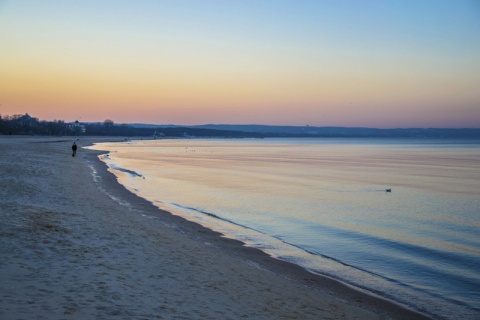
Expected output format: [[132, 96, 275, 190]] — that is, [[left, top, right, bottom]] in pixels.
[[72, 142, 77, 157]]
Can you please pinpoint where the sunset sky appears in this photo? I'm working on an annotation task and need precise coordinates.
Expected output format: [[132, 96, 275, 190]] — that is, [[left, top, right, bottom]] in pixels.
[[1, 1, 479, 128]]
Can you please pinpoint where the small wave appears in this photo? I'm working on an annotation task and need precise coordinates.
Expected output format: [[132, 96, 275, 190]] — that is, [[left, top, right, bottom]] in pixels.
[[171, 203, 259, 233], [108, 164, 144, 178]]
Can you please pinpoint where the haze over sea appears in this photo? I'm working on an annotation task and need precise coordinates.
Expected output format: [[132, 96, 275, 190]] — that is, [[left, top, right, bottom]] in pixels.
[[90, 138, 480, 319]]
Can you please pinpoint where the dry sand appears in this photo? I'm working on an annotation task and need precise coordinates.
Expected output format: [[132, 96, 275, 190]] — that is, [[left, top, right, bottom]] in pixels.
[[0, 136, 431, 320]]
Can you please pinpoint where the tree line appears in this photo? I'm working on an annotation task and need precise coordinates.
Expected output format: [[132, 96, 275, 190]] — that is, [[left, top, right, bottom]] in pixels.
[[0, 114, 68, 136], [0, 113, 264, 138], [5, 113, 476, 139]]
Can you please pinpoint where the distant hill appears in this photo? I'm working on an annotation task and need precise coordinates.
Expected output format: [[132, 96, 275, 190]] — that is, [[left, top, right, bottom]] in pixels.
[[204, 125, 480, 138], [129, 124, 480, 139]]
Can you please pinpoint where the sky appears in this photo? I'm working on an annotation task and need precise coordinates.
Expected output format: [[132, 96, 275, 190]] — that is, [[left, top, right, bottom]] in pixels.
[[1, 0, 479, 128]]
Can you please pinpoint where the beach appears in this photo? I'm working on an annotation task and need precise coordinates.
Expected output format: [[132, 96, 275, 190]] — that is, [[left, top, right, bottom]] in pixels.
[[0, 136, 430, 319]]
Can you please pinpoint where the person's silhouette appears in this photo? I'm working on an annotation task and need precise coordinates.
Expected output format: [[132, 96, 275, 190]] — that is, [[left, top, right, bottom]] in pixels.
[[72, 142, 77, 157]]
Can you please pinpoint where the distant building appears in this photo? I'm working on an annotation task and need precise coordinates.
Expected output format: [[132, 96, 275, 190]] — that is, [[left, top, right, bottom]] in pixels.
[[19, 113, 38, 126], [153, 130, 165, 139], [67, 120, 86, 134], [14, 113, 40, 134]]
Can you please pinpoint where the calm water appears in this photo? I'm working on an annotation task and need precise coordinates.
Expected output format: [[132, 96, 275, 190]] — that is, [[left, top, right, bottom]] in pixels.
[[90, 138, 480, 319]]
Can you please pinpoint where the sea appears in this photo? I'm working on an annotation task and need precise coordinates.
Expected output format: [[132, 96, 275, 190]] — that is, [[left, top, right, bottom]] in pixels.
[[89, 138, 480, 319]]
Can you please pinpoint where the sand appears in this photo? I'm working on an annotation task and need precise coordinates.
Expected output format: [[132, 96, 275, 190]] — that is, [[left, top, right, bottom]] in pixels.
[[0, 136, 431, 320]]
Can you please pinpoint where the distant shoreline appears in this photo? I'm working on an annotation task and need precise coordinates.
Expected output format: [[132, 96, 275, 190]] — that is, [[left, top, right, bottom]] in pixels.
[[2, 114, 479, 138]]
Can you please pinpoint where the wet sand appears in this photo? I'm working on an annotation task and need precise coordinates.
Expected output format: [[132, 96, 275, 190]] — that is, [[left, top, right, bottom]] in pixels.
[[0, 136, 430, 319]]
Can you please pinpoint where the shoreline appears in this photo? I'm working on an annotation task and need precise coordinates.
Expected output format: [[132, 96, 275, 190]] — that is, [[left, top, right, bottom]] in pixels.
[[1, 136, 431, 319]]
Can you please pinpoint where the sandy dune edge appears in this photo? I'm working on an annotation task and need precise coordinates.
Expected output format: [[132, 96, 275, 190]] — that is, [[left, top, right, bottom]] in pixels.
[[0, 136, 430, 319]]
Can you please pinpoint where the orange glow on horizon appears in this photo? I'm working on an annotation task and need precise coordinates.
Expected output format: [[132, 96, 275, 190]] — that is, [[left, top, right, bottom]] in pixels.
[[1, 1, 479, 127]]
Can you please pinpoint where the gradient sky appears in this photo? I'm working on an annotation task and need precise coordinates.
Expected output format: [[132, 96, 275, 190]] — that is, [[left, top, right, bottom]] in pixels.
[[1, 1, 479, 127]]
